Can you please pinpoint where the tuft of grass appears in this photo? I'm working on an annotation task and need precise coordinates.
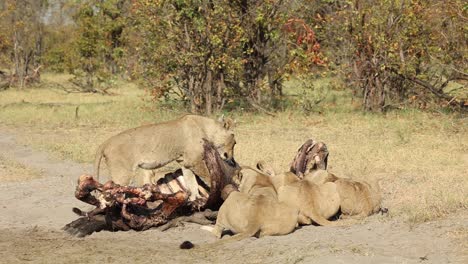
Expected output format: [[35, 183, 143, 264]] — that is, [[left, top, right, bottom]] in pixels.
[[447, 227, 468, 252], [0, 73, 467, 224], [0, 155, 42, 182]]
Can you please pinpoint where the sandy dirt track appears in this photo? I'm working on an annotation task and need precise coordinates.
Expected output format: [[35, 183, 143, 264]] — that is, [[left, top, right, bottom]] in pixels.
[[0, 129, 466, 264]]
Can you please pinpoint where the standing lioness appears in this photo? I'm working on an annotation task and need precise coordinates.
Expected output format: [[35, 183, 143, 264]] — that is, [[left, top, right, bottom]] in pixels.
[[94, 115, 237, 201]]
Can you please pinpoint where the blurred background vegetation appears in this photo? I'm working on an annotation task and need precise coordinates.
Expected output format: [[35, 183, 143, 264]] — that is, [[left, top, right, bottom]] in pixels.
[[0, 0, 466, 114]]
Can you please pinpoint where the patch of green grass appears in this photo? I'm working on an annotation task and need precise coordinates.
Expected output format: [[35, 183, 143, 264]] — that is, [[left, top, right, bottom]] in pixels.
[[282, 76, 357, 114]]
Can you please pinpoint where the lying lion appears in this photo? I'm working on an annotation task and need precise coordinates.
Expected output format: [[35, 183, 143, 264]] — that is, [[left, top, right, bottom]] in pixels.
[[304, 169, 383, 219], [203, 167, 298, 241], [256, 161, 340, 226], [258, 162, 383, 223], [333, 177, 382, 218], [271, 171, 342, 226]]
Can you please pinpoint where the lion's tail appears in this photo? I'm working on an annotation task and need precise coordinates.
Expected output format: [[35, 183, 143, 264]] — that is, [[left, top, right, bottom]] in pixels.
[[94, 143, 106, 182], [180, 228, 258, 250], [306, 209, 346, 227]]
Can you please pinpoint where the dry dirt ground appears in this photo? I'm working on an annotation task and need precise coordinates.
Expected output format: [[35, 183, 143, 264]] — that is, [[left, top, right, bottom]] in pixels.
[[0, 129, 466, 264]]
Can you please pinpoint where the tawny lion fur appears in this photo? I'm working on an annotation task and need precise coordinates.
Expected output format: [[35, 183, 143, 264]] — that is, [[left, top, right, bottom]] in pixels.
[[206, 168, 298, 242], [272, 171, 342, 226], [257, 162, 382, 223], [94, 114, 236, 201], [306, 169, 383, 218]]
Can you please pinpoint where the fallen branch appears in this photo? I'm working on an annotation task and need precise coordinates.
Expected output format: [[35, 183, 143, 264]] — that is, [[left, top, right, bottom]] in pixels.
[[389, 68, 466, 108], [0, 101, 115, 109], [247, 97, 277, 117]]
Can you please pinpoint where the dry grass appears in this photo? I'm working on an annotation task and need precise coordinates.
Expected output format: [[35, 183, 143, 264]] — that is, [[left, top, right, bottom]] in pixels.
[[233, 111, 467, 223], [0, 73, 466, 223], [0, 155, 42, 182], [447, 227, 468, 252]]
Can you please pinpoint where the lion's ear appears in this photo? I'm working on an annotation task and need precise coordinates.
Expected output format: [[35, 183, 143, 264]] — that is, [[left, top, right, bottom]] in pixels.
[[256, 160, 275, 176], [217, 114, 225, 123], [223, 118, 235, 130], [256, 161, 266, 172], [217, 114, 235, 130]]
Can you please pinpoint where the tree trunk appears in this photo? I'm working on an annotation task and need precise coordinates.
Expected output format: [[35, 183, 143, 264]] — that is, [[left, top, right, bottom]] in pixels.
[[188, 75, 196, 113], [13, 30, 23, 88], [204, 69, 213, 115], [216, 72, 225, 111]]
